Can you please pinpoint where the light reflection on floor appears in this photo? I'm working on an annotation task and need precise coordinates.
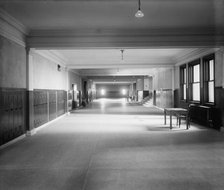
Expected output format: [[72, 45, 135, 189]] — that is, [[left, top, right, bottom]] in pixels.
[[58, 98, 204, 134], [94, 98, 127, 111]]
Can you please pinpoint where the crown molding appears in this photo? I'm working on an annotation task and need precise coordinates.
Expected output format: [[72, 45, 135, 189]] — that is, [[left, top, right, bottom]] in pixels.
[[0, 8, 28, 34], [31, 49, 68, 68], [0, 8, 28, 46], [69, 69, 80, 76], [66, 63, 174, 69], [175, 48, 220, 66]]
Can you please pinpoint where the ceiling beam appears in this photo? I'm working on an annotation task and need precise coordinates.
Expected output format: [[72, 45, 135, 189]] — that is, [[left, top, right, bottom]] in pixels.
[[27, 28, 224, 48]]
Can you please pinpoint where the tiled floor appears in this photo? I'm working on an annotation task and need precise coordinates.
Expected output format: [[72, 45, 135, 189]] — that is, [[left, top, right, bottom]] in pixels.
[[0, 98, 224, 190]]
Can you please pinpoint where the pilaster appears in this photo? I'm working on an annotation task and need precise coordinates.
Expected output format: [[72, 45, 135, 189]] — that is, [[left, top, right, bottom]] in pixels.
[[26, 47, 35, 136]]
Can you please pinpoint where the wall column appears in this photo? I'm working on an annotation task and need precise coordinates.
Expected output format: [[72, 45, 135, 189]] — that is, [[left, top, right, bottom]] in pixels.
[[26, 48, 35, 136], [221, 47, 224, 88]]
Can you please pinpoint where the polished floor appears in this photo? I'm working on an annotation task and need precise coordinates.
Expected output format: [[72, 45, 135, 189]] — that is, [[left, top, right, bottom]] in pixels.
[[0, 98, 224, 190]]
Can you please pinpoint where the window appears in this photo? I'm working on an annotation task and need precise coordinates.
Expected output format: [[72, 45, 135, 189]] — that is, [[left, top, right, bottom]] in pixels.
[[180, 65, 187, 100], [179, 54, 215, 105], [203, 55, 215, 103], [189, 60, 200, 102]]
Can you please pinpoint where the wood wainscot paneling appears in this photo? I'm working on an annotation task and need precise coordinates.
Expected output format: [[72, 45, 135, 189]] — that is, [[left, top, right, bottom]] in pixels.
[[33, 89, 67, 128], [33, 90, 48, 128], [215, 87, 224, 129], [49, 90, 57, 121], [0, 88, 26, 146], [57, 90, 66, 116]]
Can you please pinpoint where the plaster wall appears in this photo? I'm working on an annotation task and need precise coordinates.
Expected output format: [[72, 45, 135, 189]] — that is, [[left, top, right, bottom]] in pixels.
[[136, 78, 144, 91], [32, 52, 67, 90], [143, 77, 151, 91], [68, 71, 82, 91], [174, 66, 180, 89], [215, 49, 223, 87], [153, 68, 173, 90], [0, 36, 26, 88]]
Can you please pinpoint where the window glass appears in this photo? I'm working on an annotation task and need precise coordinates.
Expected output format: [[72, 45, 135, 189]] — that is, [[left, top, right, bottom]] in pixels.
[[209, 60, 214, 80], [208, 81, 214, 102], [184, 68, 186, 83], [193, 64, 200, 82], [193, 83, 200, 101], [183, 84, 186, 100]]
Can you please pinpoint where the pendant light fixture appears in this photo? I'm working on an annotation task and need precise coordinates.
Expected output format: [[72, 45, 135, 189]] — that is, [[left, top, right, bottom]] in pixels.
[[135, 0, 144, 18]]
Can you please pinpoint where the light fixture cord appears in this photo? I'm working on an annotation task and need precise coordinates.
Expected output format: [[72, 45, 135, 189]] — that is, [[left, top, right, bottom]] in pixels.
[[138, 0, 141, 10]]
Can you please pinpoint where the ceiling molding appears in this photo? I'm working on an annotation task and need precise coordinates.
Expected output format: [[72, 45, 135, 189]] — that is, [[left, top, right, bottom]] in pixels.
[[0, 8, 28, 34], [69, 69, 80, 76], [175, 48, 220, 66], [31, 50, 68, 67], [78, 68, 157, 77], [66, 63, 174, 69], [0, 8, 28, 46], [87, 76, 141, 84]]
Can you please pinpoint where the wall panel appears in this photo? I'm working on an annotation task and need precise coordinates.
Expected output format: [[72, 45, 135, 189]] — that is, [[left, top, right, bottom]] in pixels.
[[33, 90, 48, 128], [215, 87, 224, 128], [57, 90, 66, 116], [0, 88, 26, 146], [33, 89, 67, 128], [49, 90, 57, 121]]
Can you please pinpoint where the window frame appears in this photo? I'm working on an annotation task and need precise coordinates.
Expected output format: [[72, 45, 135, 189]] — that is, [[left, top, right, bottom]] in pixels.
[[188, 59, 201, 103], [180, 65, 187, 101], [203, 54, 215, 105]]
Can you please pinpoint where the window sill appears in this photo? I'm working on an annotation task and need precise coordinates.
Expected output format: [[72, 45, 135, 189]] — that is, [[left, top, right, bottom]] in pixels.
[[203, 102, 215, 107], [189, 100, 200, 105]]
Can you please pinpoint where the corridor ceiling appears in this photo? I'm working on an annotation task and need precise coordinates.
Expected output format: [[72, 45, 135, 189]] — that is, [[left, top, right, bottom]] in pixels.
[[1, 0, 224, 78]]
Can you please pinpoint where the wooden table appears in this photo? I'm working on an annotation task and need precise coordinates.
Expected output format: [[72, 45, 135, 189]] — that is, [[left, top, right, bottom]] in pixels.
[[164, 108, 188, 129]]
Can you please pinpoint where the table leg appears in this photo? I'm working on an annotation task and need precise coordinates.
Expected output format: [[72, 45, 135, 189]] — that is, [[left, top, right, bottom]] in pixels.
[[170, 113, 172, 129], [186, 112, 189, 130], [164, 110, 166, 125]]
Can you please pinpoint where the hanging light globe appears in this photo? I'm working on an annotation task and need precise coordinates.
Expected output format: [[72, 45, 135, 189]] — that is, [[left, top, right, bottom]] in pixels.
[[135, 10, 144, 18], [135, 0, 144, 18]]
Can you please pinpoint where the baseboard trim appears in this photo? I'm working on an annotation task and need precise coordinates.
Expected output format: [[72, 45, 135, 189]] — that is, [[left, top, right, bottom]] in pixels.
[[0, 134, 26, 150], [0, 113, 68, 150], [26, 129, 37, 136], [153, 105, 164, 111], [34, 113, 68, 133]]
